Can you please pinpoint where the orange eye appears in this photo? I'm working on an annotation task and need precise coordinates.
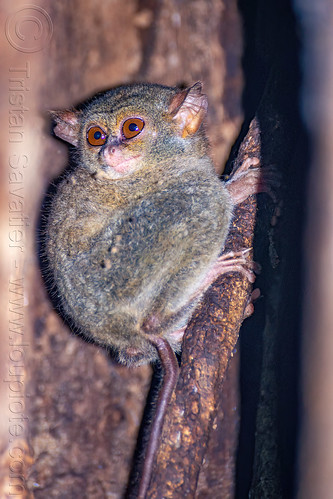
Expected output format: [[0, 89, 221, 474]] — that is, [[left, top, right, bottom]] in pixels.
[[86, 126, 107, 146], [122, 118, 145, 139]]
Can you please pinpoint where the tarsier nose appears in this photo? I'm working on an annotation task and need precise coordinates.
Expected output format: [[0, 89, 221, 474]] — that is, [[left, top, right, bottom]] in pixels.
[[106, 136, 120, 151]]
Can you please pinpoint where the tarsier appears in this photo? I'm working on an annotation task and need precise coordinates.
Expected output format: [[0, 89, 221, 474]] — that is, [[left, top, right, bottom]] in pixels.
[[46, 82, 260, 497]]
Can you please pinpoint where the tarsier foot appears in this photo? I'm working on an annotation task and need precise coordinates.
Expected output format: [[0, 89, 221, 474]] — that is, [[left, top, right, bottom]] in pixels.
[[210, 249, 256, 284], [188, 248, 256, 307]]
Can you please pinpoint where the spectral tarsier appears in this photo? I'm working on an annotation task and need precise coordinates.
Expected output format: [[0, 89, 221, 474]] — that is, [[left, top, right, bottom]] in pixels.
[[46, 82, 260, 497]]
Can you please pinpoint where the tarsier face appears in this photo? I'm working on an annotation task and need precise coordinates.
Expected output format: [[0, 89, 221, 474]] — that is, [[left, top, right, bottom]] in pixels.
[[81, 104, 160, 178], [51, 83, 208, 179]]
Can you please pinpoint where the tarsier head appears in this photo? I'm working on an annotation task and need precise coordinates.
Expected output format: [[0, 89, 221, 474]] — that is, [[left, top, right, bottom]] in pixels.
[[51, 82, 208, 179]]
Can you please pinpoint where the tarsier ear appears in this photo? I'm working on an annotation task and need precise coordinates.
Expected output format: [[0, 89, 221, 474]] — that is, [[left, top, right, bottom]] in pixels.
[[168, 82, 208, 138], [49, 109, 82, 147]]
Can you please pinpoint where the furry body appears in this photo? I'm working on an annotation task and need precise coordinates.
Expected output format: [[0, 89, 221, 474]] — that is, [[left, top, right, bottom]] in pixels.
[[46, 83, 233, 365]]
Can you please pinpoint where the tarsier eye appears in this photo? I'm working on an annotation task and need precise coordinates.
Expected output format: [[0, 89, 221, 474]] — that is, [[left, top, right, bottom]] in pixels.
[[122, 118, 145, 139], [86, 126, 107, 146]]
